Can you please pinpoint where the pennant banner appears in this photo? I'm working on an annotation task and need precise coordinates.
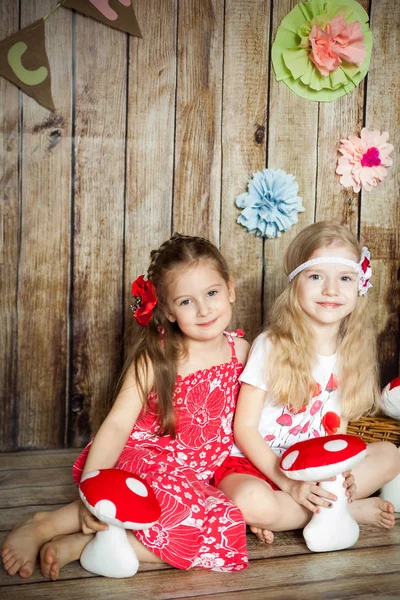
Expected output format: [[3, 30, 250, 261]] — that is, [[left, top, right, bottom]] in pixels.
[[63, 0, 142, 37], [0, 19, 55, 110]]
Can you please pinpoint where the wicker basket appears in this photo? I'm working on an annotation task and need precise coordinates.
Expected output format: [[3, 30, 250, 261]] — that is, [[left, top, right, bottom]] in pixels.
[[347, 415, 400, 445]]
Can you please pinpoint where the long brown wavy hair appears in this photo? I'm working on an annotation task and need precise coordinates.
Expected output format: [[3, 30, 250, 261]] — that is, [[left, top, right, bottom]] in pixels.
[[115, 233, 232, 437], [266, 221, 380, 421]]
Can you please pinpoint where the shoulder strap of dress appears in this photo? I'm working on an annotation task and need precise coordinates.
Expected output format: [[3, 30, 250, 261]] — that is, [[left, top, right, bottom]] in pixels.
[[223, 329, 245, 362]]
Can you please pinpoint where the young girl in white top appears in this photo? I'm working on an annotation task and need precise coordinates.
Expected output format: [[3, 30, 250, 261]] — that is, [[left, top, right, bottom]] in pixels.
[[2, 234, 249, 579], [215, 221, 400, 542]]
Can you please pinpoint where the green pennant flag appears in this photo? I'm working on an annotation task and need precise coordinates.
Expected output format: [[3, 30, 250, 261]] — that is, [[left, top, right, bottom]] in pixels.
[[0, 19, 55, 111]]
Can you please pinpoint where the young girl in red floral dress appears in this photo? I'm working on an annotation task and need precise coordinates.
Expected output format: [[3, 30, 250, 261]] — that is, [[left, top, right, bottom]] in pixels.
[[2, 234, 249, 579], [215, 221, 400, 543]]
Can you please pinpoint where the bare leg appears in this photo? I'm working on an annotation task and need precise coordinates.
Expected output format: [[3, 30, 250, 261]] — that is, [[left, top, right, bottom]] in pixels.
[[218, 473, 311, 540], [1, 500, 82, 578], [348, 441, 400, 529], [40, 530, 164, 580], [352, 441, 400, 499]]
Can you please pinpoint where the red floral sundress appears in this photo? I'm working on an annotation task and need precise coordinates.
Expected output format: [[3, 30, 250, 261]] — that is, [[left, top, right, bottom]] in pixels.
[[72, 331, 248, 572]]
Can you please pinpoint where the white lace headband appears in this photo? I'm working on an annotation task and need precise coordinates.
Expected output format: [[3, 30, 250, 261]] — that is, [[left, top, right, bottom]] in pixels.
[[288, 247, 372, 296]]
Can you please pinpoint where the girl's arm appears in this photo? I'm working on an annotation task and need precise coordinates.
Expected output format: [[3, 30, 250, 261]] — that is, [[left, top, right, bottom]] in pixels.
[[234, 383, 295, 491], [234, 383, 337, 512], [82, 361, 153, 477], [79, 361, 153, 534]]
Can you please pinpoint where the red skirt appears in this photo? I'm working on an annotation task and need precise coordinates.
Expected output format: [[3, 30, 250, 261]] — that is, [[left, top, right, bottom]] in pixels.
[[213, 455, 280, 491]]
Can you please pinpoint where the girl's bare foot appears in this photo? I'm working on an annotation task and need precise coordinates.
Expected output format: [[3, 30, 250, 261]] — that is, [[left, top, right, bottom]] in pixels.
[[249, 526, 274, 544], [350, 497, 396, 529], [40, 533, 92, 580], [1, 513, 56, 578]]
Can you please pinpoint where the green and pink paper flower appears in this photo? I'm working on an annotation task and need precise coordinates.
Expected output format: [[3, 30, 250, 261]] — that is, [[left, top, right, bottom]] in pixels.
[[272, 0, 373, 102], [336, 128, 394, 192]]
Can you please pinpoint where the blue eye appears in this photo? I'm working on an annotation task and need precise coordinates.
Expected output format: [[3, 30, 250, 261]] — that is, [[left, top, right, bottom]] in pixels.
[[179, 299, 191, 306], [207, 290, 218, 297], [341, 276, 353, 282], [310, 274, 321, 280]]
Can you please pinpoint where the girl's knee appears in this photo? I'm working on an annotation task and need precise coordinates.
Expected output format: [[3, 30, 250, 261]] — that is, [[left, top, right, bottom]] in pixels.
[[386, 442, 400, 477], [230, 481, 280, 526], [371, 441, 400, 480]]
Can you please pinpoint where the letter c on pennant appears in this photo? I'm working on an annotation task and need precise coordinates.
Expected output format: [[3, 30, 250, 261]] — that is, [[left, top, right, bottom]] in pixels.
[[7, 41, 48, 86]]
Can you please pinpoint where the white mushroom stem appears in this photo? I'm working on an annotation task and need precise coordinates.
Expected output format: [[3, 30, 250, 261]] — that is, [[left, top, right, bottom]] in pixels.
[[303, 474, 359, 552], [80, 525, 139, 578]]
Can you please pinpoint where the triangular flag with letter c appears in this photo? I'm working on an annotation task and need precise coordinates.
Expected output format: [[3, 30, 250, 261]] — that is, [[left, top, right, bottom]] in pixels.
[[0, 18, 54, 111]]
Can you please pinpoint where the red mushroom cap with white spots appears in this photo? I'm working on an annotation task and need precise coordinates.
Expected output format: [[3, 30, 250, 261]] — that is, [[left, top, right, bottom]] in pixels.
[[79, 469, 161, 529], [280, 434, 367, 481]]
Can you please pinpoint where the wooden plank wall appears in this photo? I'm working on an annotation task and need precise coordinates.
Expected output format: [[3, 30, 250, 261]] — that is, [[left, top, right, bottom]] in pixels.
[[0, 0, 399, 451]]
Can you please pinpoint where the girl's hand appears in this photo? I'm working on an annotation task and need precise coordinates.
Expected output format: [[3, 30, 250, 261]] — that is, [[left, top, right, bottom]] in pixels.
[[343, 470, 356, 503], [287, 478, 337, 513], [79, 501, 108, 534]]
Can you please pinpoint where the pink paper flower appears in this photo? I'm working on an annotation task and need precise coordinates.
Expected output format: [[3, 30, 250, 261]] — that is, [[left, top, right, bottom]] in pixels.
[[309, 14, 366, 76], [336, 128, 394, 192]]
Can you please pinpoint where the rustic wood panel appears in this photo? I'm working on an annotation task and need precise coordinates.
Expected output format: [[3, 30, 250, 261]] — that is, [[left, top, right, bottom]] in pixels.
[[173, 0, 224, 241], [0, 0, 19, 451], [0, 448, 80, 470], [1, 545, 400, 599], [182, 573, 400, 600], [124, 0, 176, 330], [221, 0, 270, 339], [0, 466, 74, 489], [69, 13, 127, 447], [315, 0, 370, 228], [1, 484, 78, 508], [16, 0, 72, 449], [0, 0, 399, 451], [361, 0, 400, 386], [263, 0, 319, 314]]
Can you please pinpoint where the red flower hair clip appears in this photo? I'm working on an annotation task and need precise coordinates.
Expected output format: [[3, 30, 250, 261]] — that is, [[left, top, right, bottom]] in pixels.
[[358, 247, 372, 296], [131, 275, 158, 326]]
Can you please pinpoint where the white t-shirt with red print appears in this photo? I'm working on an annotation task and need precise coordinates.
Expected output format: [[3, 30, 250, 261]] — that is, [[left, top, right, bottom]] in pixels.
[[231, 332, 342, 458]]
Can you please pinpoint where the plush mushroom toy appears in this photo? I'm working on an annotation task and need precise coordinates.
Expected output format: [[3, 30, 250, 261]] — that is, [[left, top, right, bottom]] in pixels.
[[79, 469, 161, 578], [380, 376, 400, 511], [280, 434, 367, 552], [381, 376, 400, 420]]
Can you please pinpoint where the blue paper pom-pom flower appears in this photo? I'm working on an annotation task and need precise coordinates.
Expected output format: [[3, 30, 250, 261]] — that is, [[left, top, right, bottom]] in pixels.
[[236, 168, 304, 239]]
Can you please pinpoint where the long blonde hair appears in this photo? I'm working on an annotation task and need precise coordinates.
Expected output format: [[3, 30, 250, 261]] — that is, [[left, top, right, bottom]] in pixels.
[[266, 221, 380, 420], [116, 233, 232, 437]]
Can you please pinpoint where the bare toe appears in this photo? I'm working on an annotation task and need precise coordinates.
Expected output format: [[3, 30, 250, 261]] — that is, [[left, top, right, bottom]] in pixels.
[[19, 561, 36, 579], [250, 526, 265, 543], [40, 533, 89, 580], [250, 526, 274, 544], [1, 513, 52, 578], [263, 529, 274, 544], [40, 543, 59, 580], [350, 497, 396, 529]]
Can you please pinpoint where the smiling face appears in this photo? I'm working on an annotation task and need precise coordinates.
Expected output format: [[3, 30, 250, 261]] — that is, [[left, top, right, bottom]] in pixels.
[[296, 243, 359, 332], [164, 260, 235, 343]]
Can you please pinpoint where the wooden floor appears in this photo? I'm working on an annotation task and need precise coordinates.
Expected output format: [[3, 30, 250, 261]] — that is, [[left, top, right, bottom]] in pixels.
[[1, 450, 399, 600]]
